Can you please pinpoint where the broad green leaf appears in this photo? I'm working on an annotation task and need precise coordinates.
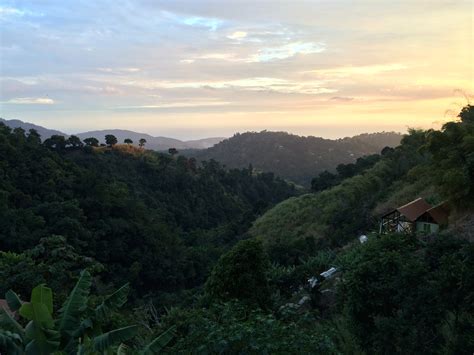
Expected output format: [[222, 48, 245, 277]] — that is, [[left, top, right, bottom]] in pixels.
[[0, 330, 23, 355], [24, 321, 59, 355], [30, 285, 53, 315], [95, 283, 130, 321], [0, 308, 24, 335], [20, 302, 54, 328], [141, 326, 176, 355], [58, 270, 92, 336], [93, 325, 139, 352], [5, 290, 22, 312]]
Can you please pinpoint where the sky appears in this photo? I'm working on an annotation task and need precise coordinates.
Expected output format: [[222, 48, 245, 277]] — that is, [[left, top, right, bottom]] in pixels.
[[0, 0, 472, 139]]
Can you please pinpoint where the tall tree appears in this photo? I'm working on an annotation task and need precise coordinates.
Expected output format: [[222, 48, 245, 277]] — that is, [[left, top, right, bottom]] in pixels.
[[66, 135, 83, 149], [83, 137, 99, 147], [43, 135, 67, 151], [138, 138, 147, 148], [105, 135, 118, 147]]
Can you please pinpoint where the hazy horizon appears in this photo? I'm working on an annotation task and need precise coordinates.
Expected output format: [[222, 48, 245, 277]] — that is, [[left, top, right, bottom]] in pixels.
[[0, 1, 472, 139]]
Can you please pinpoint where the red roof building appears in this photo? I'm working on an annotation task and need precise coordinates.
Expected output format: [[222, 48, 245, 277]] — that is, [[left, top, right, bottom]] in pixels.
[[379, 198, 449, 234]]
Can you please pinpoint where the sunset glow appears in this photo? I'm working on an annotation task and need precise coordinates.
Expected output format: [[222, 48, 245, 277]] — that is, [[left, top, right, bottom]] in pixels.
[[0, 0, 472, 138]]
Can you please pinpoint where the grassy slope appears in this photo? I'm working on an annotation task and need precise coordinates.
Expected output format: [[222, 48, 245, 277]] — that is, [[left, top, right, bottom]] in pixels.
[[249, 147, 438, 247]]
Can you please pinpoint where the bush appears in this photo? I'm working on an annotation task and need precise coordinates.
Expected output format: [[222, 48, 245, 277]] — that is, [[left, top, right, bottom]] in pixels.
[[205, 239, 271, 307]]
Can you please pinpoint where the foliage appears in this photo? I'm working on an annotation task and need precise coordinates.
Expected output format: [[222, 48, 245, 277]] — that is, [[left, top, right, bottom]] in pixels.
[[105, 134, 118, 147], [311, 153, 381, 192], [205, 239, 271, 307], [251, 113, 474, 252], [187, 130, 402, 186], [424, 105, 474, 204], [0, 270, 176, 354], [163, 301, 337, 354], [0, 122, 295, 297], [338, 234, 474, 354], [83, 137, 99, 147], [1, 107, 473, 354]]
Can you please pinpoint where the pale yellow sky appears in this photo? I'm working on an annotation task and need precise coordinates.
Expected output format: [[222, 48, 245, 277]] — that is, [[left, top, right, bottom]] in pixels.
[[0, 0, 472, 139]]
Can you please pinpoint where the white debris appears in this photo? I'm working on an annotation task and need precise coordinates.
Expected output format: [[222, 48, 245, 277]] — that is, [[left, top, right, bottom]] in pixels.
[[359, 235, 368, 244], [308, 276, 319, 288], [320, 267, 337, 279], [298, 296, 311, 305]]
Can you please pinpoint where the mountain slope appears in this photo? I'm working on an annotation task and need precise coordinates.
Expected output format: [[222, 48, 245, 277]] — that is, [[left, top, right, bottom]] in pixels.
[[248, 109, 474, 262], [0, 118, 67, 139], [0, 121, 295, 295], [0, 118, 225, 150], [76, 129, 184, 150], [77, 130, 225, 150], [187, 131, 403, 186]]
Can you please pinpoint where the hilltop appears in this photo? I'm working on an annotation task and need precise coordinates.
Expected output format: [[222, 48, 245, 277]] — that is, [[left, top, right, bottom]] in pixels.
[[249, 107, 474, 261], [0, 106, 473, 354], [0, 118, 225, 150], [186, 131, 402, 186]]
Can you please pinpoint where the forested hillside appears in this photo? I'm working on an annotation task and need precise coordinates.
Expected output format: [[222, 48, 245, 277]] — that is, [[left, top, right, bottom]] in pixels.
[[186, 131, 402, 186], [1, 107, 473, 354], [0, 118, 225, 150], [0, 125, 295, 300], [250, 106, 474, 260]]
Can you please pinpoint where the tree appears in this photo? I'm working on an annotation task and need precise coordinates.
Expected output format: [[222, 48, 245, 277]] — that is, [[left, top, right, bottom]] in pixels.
[[66, 135, 83, 149], [168, 148, 178, 156], [105, 135, 118, 147], [0, 270, 176, 354], [26, 129, 42, 145], [311, 171, 338, 192], [458, 104, 474, 124], [83, 137, 99, 147], [43, 135, 66, 151], [139, 138, 147, 148], [124, 138, 133, 145], [339, 234, 448, 353], [205, 239, 271, 307]]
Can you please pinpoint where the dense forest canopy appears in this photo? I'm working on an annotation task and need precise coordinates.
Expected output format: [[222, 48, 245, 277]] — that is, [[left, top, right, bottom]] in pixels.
[[185, 130, 402, 186], [0, 125, 295, 299], [1, 106, 473, 354]]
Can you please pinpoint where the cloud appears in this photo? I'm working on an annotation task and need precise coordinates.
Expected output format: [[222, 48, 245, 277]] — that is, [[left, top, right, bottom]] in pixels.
[[118, 77, 335, 95], [330, 96, 354, 102], [0, 6, 25, 17], [4, 97, 55, 104], [249, 41, 326, 62], [97, 67, 141, 74], [162, 11, 223, 31], [308, 63, 408, 77], [196, 53, 239, 60], [227, 31, 247, 40], [0, 5, 42, 19], [115, 101, 231, 109]]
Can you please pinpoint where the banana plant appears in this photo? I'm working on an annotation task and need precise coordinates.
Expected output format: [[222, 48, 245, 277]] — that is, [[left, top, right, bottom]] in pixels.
[[0, 270, 176, 354]]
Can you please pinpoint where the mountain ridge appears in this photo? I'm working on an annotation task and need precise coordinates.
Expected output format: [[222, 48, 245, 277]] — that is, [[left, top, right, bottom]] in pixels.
[[185, 130, 403, 186], [0, 118, 225, 150]]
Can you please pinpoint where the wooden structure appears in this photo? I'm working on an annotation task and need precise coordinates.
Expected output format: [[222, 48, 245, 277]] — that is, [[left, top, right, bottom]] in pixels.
[[379, 198, 449, 234]]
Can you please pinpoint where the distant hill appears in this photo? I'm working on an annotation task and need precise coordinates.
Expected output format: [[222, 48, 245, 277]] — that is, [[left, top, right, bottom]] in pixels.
[[249, 111, 473, 255], [185, 131, 403, 186], [76, 130, 224, 150], [0, 118, 67, 139], [0, 118, 224, 150]]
